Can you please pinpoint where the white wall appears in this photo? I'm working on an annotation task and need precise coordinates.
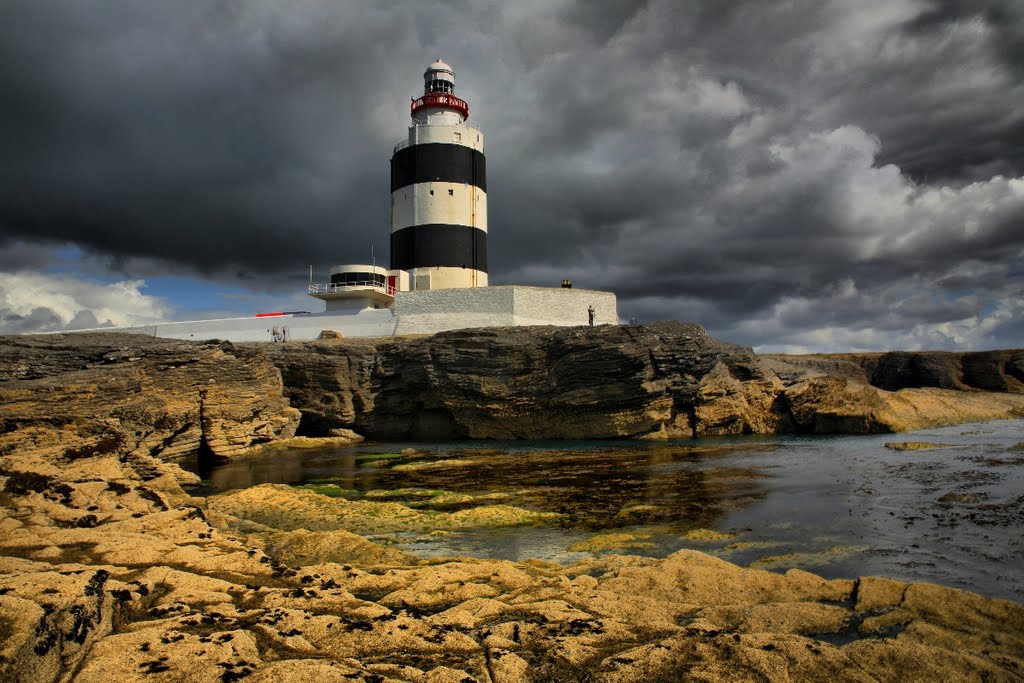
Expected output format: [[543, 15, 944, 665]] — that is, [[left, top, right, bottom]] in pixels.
[[391, 183, 487, 231], [406, 124, 484, 152], [393, 286, 618, 335], [513, 287, 618, 326], [104, 309, 397, 342], [83, 286, 618, 342]]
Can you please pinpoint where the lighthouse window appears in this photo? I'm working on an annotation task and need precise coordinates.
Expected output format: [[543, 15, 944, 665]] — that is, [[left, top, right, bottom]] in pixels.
[[428, 79, 453, 94], [330, 272, 386, 287]]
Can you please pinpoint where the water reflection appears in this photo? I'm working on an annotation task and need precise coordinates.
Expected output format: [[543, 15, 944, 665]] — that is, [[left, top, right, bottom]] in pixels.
[[188, 421, 1024, 602], [193, 442, 773, 533]]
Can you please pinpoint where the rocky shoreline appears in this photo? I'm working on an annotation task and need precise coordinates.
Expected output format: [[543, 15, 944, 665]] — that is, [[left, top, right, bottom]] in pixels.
[[259, 321, 1024, 440], [1, 326, 1023, 680], [3, 324, 1023, 455], [2, 443, 1023, 681]]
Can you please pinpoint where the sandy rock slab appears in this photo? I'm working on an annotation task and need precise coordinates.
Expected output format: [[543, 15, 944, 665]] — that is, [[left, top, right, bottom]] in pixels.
[[0, 452, 1021, 681]]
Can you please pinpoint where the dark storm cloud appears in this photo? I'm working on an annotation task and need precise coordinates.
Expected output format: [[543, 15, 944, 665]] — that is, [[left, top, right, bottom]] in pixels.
[[905, 0, 1024, 73], [0, 1, 407, 275], [0, 0, 1022, 350]]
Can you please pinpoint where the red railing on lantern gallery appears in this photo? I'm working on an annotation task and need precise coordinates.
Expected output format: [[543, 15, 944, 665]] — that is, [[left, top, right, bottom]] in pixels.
[[411, 92, 469, 119]]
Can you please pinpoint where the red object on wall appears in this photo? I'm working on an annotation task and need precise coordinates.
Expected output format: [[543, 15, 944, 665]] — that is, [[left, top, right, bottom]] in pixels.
[[387, 276, 396, 295]]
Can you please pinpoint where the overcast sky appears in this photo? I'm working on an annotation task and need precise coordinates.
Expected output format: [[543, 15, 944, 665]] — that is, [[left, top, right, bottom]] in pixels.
[[1, 0, 1022, 351]]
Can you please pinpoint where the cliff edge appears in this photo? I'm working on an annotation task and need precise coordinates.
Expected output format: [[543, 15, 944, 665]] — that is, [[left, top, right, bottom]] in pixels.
[[259, 321, 1024, 440], [0, 333, 300, 466], [2, 324, 1023, 462]]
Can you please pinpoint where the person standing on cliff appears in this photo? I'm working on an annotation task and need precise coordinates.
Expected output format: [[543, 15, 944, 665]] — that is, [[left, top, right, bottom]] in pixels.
[[588, 305, 595, 326]]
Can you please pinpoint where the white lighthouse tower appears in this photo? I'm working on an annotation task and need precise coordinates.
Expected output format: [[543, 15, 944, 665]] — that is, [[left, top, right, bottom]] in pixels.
[[84, 60, 618, 341], [389, 60, 487, 290]]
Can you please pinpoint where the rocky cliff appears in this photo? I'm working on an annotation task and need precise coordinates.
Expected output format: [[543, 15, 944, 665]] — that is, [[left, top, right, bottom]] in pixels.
[[3, 325, 1022, 459], [2, 328, 1023, 681], [0, 333, 300, 465], [259, 322, 1024, 440]]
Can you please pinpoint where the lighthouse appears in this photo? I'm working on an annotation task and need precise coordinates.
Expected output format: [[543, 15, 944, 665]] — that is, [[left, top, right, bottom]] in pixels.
[[296, 60, 616, 338], [88, 60, 617, 341], [389, 60, 487, 290]]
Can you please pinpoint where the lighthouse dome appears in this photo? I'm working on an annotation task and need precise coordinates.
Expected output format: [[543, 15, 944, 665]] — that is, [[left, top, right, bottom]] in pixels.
[[424, 60, 455, 89], [425, 59, 454, 77]]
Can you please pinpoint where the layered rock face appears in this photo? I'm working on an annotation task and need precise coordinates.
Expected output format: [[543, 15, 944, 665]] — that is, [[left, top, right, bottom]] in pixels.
[[865, 350, 1024, 392], [261, 322, 1024, 439], [264, 322, 752, 439], [0, 333, 300, 463], [1, 328, 1023, 681], [3, 326, 1023, 450]]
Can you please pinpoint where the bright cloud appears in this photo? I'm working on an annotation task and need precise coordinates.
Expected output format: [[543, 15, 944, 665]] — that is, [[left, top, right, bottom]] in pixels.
[[0, 273, 171, 333]]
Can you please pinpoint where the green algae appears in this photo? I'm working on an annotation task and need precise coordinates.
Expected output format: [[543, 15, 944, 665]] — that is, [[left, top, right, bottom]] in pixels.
[[355, 452, 407, 462], [392, 458, 481, 472], [682, 528, 737, 542], [569, 532, 656, 553], [210, 483, 560, 538], [884, 441, 955, 451], [747, 545, 863, 570], [363, 488, 448, 500], [209, 441, 776, 563], [299, 483, 359, 497]]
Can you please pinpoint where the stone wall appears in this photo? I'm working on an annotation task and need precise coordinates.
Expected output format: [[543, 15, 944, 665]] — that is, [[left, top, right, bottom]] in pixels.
[[68, 286, 620, 341], [83, 310, 398, 343], [512, 286, 618, 327], [394, 285, 618, 335]]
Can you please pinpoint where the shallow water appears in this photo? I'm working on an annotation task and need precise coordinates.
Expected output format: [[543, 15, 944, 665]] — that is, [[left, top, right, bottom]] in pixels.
[[189, 420, 1024, 602]]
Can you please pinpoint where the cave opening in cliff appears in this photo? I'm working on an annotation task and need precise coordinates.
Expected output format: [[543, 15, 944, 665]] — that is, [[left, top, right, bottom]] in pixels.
[[193, 430, 223, 481]]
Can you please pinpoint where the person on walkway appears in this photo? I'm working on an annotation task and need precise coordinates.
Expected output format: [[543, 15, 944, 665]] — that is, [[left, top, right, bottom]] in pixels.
[[588, 305, 595, 326]]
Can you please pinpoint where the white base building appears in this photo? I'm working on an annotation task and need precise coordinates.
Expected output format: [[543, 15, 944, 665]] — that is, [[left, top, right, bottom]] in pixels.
[[107, 286, 618, 342], [77, 61, 619, 343]]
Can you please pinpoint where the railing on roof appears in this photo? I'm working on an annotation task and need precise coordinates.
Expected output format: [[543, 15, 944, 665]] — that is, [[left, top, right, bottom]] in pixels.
[[309, 280, 395, 296]]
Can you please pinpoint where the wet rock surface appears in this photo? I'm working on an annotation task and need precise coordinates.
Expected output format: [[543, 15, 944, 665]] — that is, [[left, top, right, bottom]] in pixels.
[[1, 444, 1022, 682], [260, 322, 1024, 439], [198, 424, 1024, 603]]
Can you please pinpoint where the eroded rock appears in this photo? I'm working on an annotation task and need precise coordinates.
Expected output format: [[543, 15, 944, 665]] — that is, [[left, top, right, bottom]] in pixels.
[[2, 328, 1024, 680], [0, 445, 1021, 682], [260, 323, 1024, 438], [0, 334, 300, 462]]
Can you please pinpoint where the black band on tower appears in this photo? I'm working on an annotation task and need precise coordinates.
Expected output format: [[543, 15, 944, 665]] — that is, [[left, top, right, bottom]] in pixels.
[[330, 271, 386, 287], [391, 143, 487, 192], [390, 224, 488, 272]]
